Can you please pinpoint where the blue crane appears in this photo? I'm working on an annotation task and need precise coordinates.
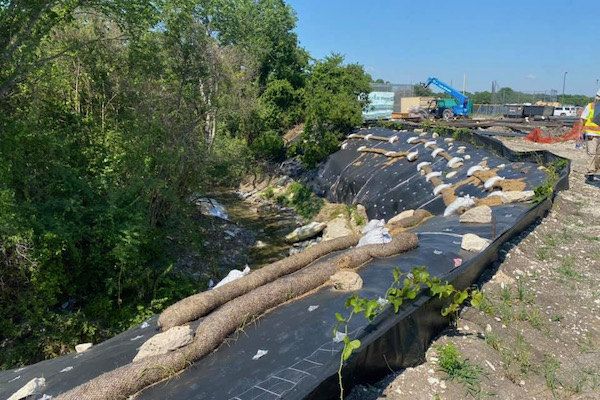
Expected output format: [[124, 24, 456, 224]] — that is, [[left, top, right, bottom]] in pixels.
[[420, 77, 473, 120]]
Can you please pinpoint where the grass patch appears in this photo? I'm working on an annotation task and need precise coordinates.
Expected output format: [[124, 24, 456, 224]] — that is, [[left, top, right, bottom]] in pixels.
[[536, 247, 553, 261], [542, 354, 560, 391], [436, 343, 487, 397], [276, 182, 323, 219], [484, 331, 501, 351], [516, 279, 535, 304], [556, 258, 583, 280]]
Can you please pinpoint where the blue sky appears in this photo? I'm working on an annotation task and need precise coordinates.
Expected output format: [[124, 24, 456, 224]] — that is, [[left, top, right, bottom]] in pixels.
[[287, 0, 597, 96]]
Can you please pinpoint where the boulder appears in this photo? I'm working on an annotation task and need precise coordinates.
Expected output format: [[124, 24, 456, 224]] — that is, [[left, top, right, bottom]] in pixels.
[[133, 325, 194, 362], [461, 233, 491, 253], [322, 217, 354, 241], [502, 190, 535, 203], [387, 209, 414, 225], [460, 206, 492, 224], [331, 271, 363, 291], [285, 222, 326, 243], [7, 378, 46, 400], [75, 343, 93, 353]]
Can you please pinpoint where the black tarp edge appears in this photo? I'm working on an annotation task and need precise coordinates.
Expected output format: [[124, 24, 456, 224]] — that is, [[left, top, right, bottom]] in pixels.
[[303, 129, 570, 399]]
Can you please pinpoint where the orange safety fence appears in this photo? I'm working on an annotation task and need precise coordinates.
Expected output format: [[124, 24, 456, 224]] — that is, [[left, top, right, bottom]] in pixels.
[[525, 121, 582, 143]]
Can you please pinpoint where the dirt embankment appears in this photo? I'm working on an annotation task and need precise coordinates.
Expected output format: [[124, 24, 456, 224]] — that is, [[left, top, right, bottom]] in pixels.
[[371, 140, 600, 400]]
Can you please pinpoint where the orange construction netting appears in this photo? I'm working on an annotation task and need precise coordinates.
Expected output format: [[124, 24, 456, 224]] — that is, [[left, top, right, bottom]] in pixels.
[[525, 121, 582, 143]]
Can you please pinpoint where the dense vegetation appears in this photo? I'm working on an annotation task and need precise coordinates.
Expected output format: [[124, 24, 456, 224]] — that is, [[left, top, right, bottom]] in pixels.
[[0, 0, 371, 369]]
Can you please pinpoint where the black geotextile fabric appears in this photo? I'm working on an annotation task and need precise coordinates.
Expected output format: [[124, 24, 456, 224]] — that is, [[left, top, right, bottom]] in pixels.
[[0, 128, 570, 400], [308, 127, 553, 219]]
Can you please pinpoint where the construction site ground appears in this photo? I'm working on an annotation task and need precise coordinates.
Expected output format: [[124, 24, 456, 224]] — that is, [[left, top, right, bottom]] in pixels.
[[350, 138, 600, 400]]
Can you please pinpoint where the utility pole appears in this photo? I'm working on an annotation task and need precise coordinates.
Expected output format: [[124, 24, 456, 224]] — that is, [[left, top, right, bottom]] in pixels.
[[562, 71, 568, 101]]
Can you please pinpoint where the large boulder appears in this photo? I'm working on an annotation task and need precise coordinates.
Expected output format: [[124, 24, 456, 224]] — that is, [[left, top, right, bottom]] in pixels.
[[388, 209, 414, 225], [331, 271, 363, 291], [460, 206, 492, 224], [7, 378, 46, 400], [75, 343, 93, 353], [502, 191, 535, 203], [133, 325, 194, 362], [461, 233, 491, 253], [322, 217, 354, 242], [285, 222, 326, 243]]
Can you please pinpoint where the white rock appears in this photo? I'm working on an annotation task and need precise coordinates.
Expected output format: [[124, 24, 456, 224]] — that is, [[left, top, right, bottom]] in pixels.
[[322, 217, 353, 241], [460, 206, 492, 224], [7, 378, 46, 400], [331, 271, 363, 291], [432, 132, 440, 138], [486, 324, 492, 332], [427, 377, 440, 385], [133, 325, 194, 362], [75, 343, 93, 353], [501, 191, 535, 203], [254, 240, 268, 249], [285, 222, 326, 243], [461, 233, 491, 252], [464, 154, 471, 160], [388, 209, 415, 224]]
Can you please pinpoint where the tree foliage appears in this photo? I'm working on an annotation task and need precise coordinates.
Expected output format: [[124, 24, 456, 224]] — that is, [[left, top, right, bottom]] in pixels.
[[0, 0, 371, 368], [290, 54, 371, 168]]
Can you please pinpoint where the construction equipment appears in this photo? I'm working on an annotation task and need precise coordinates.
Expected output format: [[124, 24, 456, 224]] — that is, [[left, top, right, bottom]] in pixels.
[[420, 77, 473, 120]]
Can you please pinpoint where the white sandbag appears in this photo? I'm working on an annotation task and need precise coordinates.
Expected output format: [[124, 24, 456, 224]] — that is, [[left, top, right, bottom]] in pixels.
[[447, 157, 463, 168], [484, 176, 505, 190], [433, 183, 451, 196], [357, 146, 366, 151], [431, 148, 445, 157], [364, 134, 373, 140], [417, 161, 430, 172], [348, 133, 359, 138], [443, 196, 476, 217], [214, 265, 251, 289], [425, 171, 442, 182], [361, 219, 385, 233], [467, 165, 484, 176], [358, 226, 391, 247], [424, 141, 437, 149], [407, 151, 419, 161], [407, 136, 419, 144], [388, 135, 399, 143], [384, 151, 395, 156]]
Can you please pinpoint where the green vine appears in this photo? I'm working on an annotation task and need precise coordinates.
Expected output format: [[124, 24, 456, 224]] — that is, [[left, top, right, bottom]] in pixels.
[[333, 266, 483, 399]]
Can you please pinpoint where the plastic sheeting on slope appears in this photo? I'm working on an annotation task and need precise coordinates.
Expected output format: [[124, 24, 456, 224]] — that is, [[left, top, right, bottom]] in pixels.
[[309, 127, 550, 219], [0, 128, 569, 400]]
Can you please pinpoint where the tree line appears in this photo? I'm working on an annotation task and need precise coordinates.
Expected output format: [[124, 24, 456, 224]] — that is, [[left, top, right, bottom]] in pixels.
[[411, 84, 592, 106], [0, 0, 371, 368]]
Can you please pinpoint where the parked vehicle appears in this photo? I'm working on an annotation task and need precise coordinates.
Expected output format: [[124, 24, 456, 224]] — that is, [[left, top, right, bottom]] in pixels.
[[419, 77, 473, 120], [553, 105, 577, 117]]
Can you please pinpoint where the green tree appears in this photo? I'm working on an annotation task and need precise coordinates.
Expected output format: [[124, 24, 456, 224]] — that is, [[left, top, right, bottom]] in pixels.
[[290, 54, 371, 168]]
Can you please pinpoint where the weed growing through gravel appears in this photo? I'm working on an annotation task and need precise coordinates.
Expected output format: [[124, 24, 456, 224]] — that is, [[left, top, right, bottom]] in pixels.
[[556, 257, 583, 280], [516, 278, 535, 303], [436, 343, 487, 398], [484, 331, 501, 351], [536, 247, 553, 261], [542, 354, 560, 391]]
